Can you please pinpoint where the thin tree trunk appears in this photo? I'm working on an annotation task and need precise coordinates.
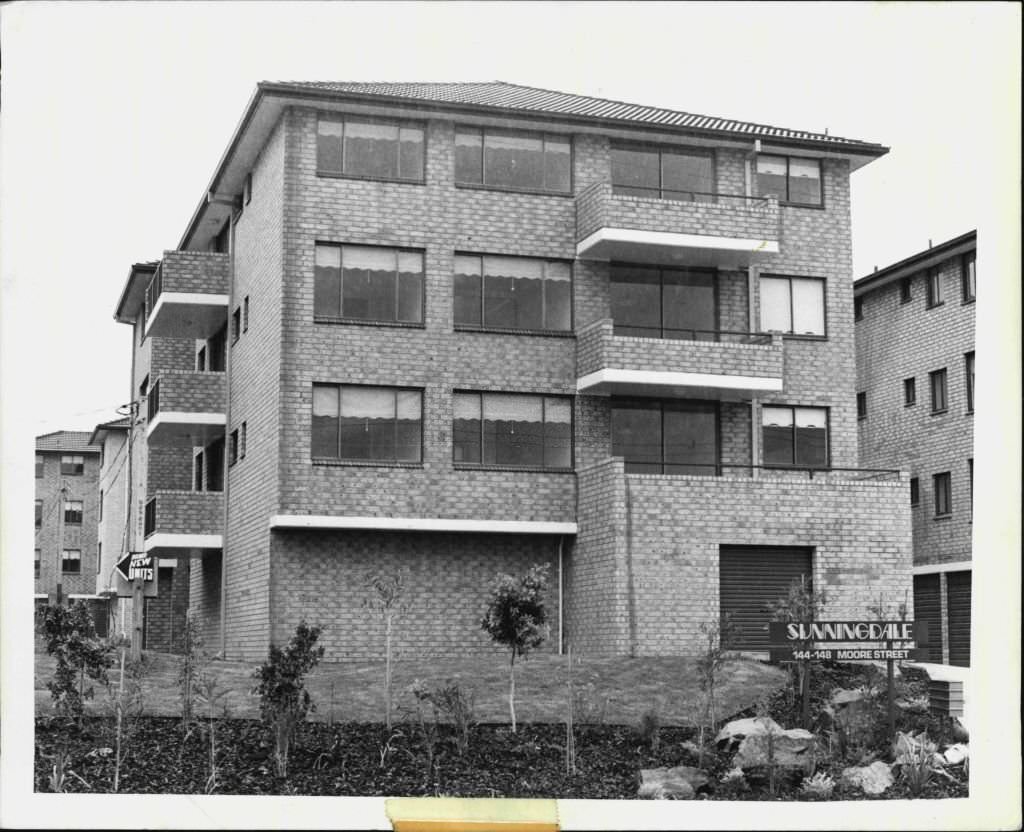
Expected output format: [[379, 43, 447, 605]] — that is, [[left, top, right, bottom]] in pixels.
[[114, 644, 125, 793], [509, 651, 517, 733], [385, 613, 392, 731]]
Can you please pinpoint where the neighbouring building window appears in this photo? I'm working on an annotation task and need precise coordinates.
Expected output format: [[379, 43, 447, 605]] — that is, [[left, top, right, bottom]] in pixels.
[[961, 251, 976, 302], [64, 500, 83, 524], [62, 549, 81, 574], [611, 264, 717, 340], [35, 500, 42, 528], [759, 275, 826, 336], [97, 542, 102, 574], [99, 490, 104, 522], [854, 296, 863, 321], [904, 377, 917, 406], [610, 143, 714, 201], [968, 459, 973, 514], [60, 454, 85, 475], [965, 352, 975, 413], [317, 116, 425, 182], [194, 451, 205, 491], [206, 437, 225, 491], [756, 155, 822, 206], [243, 296, 250, 332], [453, 392, 572, 470], [454, 255, 571, 332], [762, 405, 829, 468], [312, 384, 422, 463], [240, 422, 247, 459], [229, 429, 239, 466], [856, 392, 867, 420], [243, 172, 252, 205], [314, 244, 424, 324], [197, 346, 207, 372], [909, 477, 920, 506], [611, 399, 719, 475], [35, 454, 43, 478], [455, 127, 570, 193], [926, 267, 943, 307], [900, 277, 912, 304], [933, 471, 952, 516], [929, 368, 948, 413], [231, 307, 241, 344], [35, 549, 41, 578]]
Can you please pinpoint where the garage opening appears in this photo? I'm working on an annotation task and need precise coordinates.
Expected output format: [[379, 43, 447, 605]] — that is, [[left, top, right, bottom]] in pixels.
[[946, 570, 971, 667], [912, 573, 943, 663], [719, 545, 813, 650]]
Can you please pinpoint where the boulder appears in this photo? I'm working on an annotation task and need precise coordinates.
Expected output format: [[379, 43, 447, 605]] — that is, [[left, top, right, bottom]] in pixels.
[[638, 766, 704, 799], [733, 729, 818, 774], [943, 744, 969, 766], [841, 760, 894, 795], [715, 716, 782, 749]]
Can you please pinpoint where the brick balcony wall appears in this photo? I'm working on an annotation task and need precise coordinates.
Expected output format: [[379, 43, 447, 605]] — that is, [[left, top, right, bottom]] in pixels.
[[159, 250, 230, 295], [152, 370, 226, 415], [147, 490, 224, 537], [576, 183, 780, 243], [576, 318, 784, 381]]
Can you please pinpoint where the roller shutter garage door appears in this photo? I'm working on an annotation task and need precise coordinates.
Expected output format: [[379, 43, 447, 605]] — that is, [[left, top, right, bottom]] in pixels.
[[946, 571, 971, 667], [719, 546, 812, 650], [913, 574, 943, 663]]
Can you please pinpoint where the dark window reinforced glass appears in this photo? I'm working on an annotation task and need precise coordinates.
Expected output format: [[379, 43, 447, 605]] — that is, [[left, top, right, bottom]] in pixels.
[[97, 542, 102, 574], [60, 455, 85, 475], [854, 296, 864, 321], [229, 429, 239, 467], [453, 392, 572, 470], [926, 268, 943, 307], [99, 490, 104, 522], [35, 454, 43, 478], [930, 368, 948, 413], [965, 352, 975, 413], [756, 155, 822, 206], [62, 549, 81, 574], [208, 324, 227, 372], [313, 384, 422, 463], [240, 422, 247, 459], [206, 436, 225, 492], [243, 296, 250, 332], [611, 144, 714, 201], [856, 392, 867, 420], [196, 346, 206, 372], [909, 477, 920, 506], [762, 405, 829, 468], [968, 459, 973, 515], [35, 549, 41, 578], [759, 275, 826, 336], [194, 451, 205, 492], [454, 255, 571, 332], [904, 377, 916, 406], [900, 277, 912, 304], [317, 117, 424, 182], [64, 500, 83, 524], [455, 127, 570, 193], [231, 306, 241, 344], [35, 500, 42, 528], [611, 264, 717, 340], [933, 471, 951, 516], [961, 251, 976, 302], [314, 243, 424, 324], [611, 399, 719, 475]]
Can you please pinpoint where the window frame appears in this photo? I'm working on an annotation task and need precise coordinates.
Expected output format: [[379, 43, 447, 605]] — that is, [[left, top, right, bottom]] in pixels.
[[311, 383, 424, 466], [64, 500, 84, 525], [609, 140, 717, 202], [610, 398, 722, 476], [316, 114, 427, 185], [903, 377, 916, 407], [964, 351, 975, 414], [61, 548, 82, 574], [926, 267, 943, 308], [933, 471, 952, 518], [961, 251, 976, 303], [229, 429, 239, 467], [240, 421, 247, 460], [35, 548, 41, 578], [99, 490, 104, 522], [231, 306, 241, 345], [929, 368, 948, 414], [856, 392, 867, 421], [900, 277, 912, 304], [853, 296, 863, 322], [60, 454, 85, 476], [758, 274, 828, 339], [760, 404, 832, 469], [909, 477, 920, 506], [35, 499, 43, 528], [609, 261, 720, 341], [243, 296, 250, 332], [313, 242, 426, 327], [452, 390, 575, 472], [35, 454, 44, 478], [454, 125, 573, 196], [755, 154, 824, 208]]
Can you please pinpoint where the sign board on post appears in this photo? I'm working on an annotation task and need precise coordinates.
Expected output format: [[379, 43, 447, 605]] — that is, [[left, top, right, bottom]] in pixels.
[[115, 552, 160, 598], [768, 620, 930, 663]]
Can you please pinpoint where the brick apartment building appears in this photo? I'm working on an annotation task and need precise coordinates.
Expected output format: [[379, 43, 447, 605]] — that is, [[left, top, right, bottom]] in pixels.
[[34, 431, 103, 629], [111, 81, 912, 662], [855, 231, 976, 666]]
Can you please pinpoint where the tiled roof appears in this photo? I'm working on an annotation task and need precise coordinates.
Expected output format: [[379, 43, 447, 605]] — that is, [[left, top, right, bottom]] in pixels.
[[271, 81, 885, 152], [35, 431, 101, 454]]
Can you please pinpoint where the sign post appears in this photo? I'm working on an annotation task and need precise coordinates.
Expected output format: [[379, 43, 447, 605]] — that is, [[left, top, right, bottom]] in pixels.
[[116, 551, 154, 661]]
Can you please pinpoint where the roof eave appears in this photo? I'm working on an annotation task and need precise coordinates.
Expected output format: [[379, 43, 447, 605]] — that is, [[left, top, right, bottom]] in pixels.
[[855, 230, 977, 296]]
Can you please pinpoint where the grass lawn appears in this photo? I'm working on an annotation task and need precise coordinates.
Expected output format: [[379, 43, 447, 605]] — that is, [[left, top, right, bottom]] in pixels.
[[35, 650, 787, 726]]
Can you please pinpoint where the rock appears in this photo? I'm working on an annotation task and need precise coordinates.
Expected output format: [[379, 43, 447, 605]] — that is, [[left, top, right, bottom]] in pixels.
[[841, 761, 894, 795], [951, 717, 969, 742], [943, 744, 969, 766], [831, 688, 867, 706], [733, 729, 818, 773], [715, 716, 782, 749], [638, 767, 698, 799]]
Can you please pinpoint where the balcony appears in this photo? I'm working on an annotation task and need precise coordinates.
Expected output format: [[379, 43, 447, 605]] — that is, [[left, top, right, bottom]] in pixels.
[[144, 490, 223, 556], [576, 319, 784, 400], [146, 371, 226, 448], [575, 183, 780, 268], [144, 251, 230, 339]]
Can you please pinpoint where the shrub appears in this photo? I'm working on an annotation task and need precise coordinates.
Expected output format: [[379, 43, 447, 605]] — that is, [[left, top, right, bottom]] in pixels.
[[718, 766, 750, 797], [893, 730, 947, 797], [637, 707, 662, 755], [799, 771, 836, 800], [407, 679, 441, 785], [480, 563, 550, 732], [178, 613, 202, 732], [696, 615, 738, 736], [41, 601, 114, 725], [430, 679, 477, 756], [104, 639, 149, 793], [252, 621, 325, 778], [766, 576, 828, 727]]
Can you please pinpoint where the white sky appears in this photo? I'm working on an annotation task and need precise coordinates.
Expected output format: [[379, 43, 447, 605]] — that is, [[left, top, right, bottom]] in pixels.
[[1, 3, 1021, 828]]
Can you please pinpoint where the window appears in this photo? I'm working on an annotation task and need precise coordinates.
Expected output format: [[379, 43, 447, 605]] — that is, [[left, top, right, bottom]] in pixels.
[[926, 268, 943, 307], [454, 255, 571, 332], [312, 384, 422, 463], [909, 477, 920, 506], [240, 422, 247, 459], [62, 549, 81, 574], [243, 172, 252, 205], [206, 437, 225, 492], [231, 307, 241, 344], [314, 244, 424, 324], [611, 399, 719, 475], [610, 143, 713, 201], [455, 127, 570, 193], [35, 454, 43, 478], [64, 500, 83, 524], [933, 472, 952, 516], [229, 429, 239, 467], [856, 392, 867, 421], [60, 455, 85, 475], [961, 251, 976, 302], [317, 116, 425, 182], [99, 490, 104, 522], [454, 392, 572, 470], [243, 296, 250, 332], [756, 155, 822, 206], [208, 324, 227, 372], [854, 296, 863, 322], [968, 459, 974, 517], [762, 406, 830, 468], [904, 377, 916, 406], [139, 375, 149, 398], [611, 264, 717, 340], [194, 451, 205, 491], [759, 275, 826, 336], [196, 346, 206, 372], [97, 542, 102, 574], [929, 368, 948, 413], [965, 352, 975, 413], [35, 549, 41, 578], [900, 277, 912, 304], [35, 500, 42, 528]]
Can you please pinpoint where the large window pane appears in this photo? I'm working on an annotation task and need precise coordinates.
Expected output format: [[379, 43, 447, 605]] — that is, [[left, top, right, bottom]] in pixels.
[[453, 255, 482, 326], [794, 407, 828, 467], [762, 406, 794, 465], [455, 129, 483, 184], [788, 158, 821, 205], [344, 122, 399, 179], [395, 390, 422, 462], [398, 126, 424, 181], [340, 387, 395, 460], [483, 394, 544, 466], [457, 393, 570, 469], [453, 393, 481, 463], [314, 244, 342, 317], [611, 403, 662, 469], [484, 133, 544, 190], [791, 278, 825, 336], [484, 256, 544, 330], [610, 265, 661, 337], [661, 151, 713, 200], [664, 404, 718, 474], [396, 251, 424, 323], [760, 276, 792, 333], [662, 270, 716, 340], [342, 246, 394, 321], [544, 397, 572, 468], [544, 262, 572, 330], [756, 155, 788, 199], [611, 147, 660, 198], [543, 136, 571, 192], [312, 385, 339, 457], [316, 119, 344, 174]]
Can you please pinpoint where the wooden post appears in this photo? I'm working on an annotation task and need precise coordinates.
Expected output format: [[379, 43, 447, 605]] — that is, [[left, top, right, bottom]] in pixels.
[[131, 576, 144, 661], [886, 640, 896, 740], [801, 658, 811, 729]]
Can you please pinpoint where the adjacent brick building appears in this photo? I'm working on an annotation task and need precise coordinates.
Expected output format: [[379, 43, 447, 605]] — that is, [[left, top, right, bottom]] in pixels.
[[855, 231, 976, 666], [112, 81, 912, 661]]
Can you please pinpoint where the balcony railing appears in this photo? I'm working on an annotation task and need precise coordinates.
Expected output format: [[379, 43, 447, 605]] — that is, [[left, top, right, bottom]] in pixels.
[[621, 462, 902, 482], [146, 379, 160, 424], [145, 371, 227, 448], [143, 251, 230, 339], [611, 326, 773, 345], [144, 263, 164, 322], [142, 490, 224, 553], [143, 497, 157, 538]]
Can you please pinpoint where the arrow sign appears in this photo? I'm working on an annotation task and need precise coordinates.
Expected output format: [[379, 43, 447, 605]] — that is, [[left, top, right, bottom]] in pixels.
[[115, 551, 154, 583]]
